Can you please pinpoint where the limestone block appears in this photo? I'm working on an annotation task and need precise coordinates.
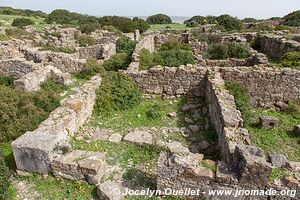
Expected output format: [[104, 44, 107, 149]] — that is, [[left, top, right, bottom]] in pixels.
[[259, 116, 279, 129], [97, 181, 124, 200], [12, 130, 69, 174]]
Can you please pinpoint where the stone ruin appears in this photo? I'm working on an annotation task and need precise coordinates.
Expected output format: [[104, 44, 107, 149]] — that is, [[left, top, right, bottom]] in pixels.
[[2, 26, 300, 199]]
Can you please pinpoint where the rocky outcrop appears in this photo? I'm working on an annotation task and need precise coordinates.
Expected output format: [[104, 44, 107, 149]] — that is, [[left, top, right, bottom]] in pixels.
[[12, 75, 102, 174]]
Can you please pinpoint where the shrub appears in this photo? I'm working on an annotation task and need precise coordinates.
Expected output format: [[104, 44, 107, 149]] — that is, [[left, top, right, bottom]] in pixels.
[[0, 150, 13, 200], [12, 18, 34, 28], [283, 10, 300, 27], [94, 72, 142, 114], [146, 103, 163, 119], [254, 23, 274, 31], [139, 48, 154, 70], [103, 53, 131, 71], [79, 23, 101, 34], [5, 28, 32, 39], [77, 35, 97, 47], [242, 18, 258, 23], [75, 59, 105, 80], [0, 76, 15, 87], [154, 49, 195, 67], [99, 16, 150, 33], [281, 101, 300, 116], [0, 75, 64, 142], [277, 51, 300, 68], [208, 44, 228, 59], [116, 36, 137, 56], [159, 39, 192, 51], [0, 34, 9, 41], [227, 43, 251, 59], [45, 9, 83, 25], [184, 16, 207, 26], [40, 44, 76, 54], [147, 14, 172, 24], [216, 15, 243, 31]]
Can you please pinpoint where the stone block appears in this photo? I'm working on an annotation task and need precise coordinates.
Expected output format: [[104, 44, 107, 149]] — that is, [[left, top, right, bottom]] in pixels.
[[97, 181, 124, 200], [259, 116, 279, 129], [12, 130, 69, 174], [124, 130, 153, 146]]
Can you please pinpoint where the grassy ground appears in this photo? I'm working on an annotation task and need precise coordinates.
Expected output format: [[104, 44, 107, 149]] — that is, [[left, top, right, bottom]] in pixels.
[[0, 14, 47, 31], [149, 23, 194, 31], [90, 97, 186, 133], [226, 81, 300, 162]]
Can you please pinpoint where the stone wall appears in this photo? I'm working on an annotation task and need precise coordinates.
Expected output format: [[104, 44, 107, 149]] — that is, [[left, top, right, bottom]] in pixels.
[[220, 67, 300, 107], [0, 59, 39, 78], [77, 43, 116, 60], [206, 70, 251, 162], [12, 75, 102, 174], [257, 34, 300, 58], [125, 65, 207, 98], [13, 65, 71, 92]]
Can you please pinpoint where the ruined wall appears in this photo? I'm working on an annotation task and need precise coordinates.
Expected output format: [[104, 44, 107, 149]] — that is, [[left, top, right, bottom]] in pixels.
[[220, 67, 300, 107], [125, 65, 207, 98], [206, 71, 251, 162], [0, 59, 39, 78], [77, 43, 116, 60], [12, 75, 102, 174], [258, 34, 300, 58]]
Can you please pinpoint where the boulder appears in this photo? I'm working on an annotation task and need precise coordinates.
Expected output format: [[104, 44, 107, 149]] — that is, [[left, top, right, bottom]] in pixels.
[[108, 134, 123, 143], [269, 154, 288, 168], [97, 181, 124, 200], [124, 130, 153, 145], [259, 116, 279, 129]]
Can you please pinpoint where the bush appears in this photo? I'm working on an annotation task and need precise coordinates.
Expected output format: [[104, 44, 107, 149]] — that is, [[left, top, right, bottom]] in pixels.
[[45, 9, 83, 25], [208, 43, 250, 59], [139, 49, 154, 70], [146, 103, 163, 119], [103, 53, 131, 71], [227, 43, 251, 59], [216, 15, 243, 31], [0, 76, 15, 87], [116, 36, 137, 56], [5, 28, 32, 39], [159, 39, 192, 51], [79, 23, 101, 34], [277, 51, 300, 68], [12, 18, 34, 28], [283, 10, 300, 27], [94, 72, 142, 114], [254, 23, 274, 31], [154, 49, 195, 67], [77, 35, 97, 47], [0, 75, 64, 142], [75, 59, 105, 80], [242, 18, 258, 23], [0, 7, 47, 18], [147, 14, 172, 24], [208, 44, 228, 59], [184, 16, 207, 26], [0, 150, 13, 200], [0, 34, 9, 41], [99, 16, 150, 33]]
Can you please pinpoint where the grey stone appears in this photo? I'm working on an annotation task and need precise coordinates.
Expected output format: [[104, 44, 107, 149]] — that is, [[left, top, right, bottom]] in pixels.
[[269, 154, 288, 167], [188, 125, 199, 133], [167, 112, 177, 118], [124, 130, 153, 145], [259, 116, 279, 129], [167, 142, 189, 155], [97, 181, 124, 200], [198, 140, 210, 150], [108, 133, 123, 143]]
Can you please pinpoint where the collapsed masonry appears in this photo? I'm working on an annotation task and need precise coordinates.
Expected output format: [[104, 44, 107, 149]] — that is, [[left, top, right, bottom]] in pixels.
[[12, 75, 108, 185]]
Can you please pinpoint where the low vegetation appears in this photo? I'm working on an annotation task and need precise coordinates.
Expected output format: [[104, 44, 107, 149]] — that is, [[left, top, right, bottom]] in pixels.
[[276, 51, 300, 69], [5, 28, 32, 39], [207, 42, 251, 60], [226, 81, 300, 162], [0, 74, 65, 143], [12, 17, 34, 28], [139, 39, 195, 69], [76, 34, 97, 47], [40, 44, 76, 54]]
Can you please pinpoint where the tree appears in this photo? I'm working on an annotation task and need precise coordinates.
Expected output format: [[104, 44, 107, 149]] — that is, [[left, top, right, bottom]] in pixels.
[[217, 14, 243, 31], [45, 9, 83, 24], [12, 18, 34, 28], [283, 10, 300, 27], [147, 14, 172, 24]]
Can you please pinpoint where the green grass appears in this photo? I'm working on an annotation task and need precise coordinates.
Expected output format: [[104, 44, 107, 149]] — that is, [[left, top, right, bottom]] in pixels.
[[149, 23, 194, 31], [17, 174, 97, 200], [269, 168, 290, 182], [90, 97, 186, 133], [226, 81, 300, 162], [0, 14, 47, 31]]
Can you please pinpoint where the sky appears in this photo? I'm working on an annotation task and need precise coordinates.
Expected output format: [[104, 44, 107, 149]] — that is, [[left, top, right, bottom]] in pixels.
[[1, 0, 299, 19]]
